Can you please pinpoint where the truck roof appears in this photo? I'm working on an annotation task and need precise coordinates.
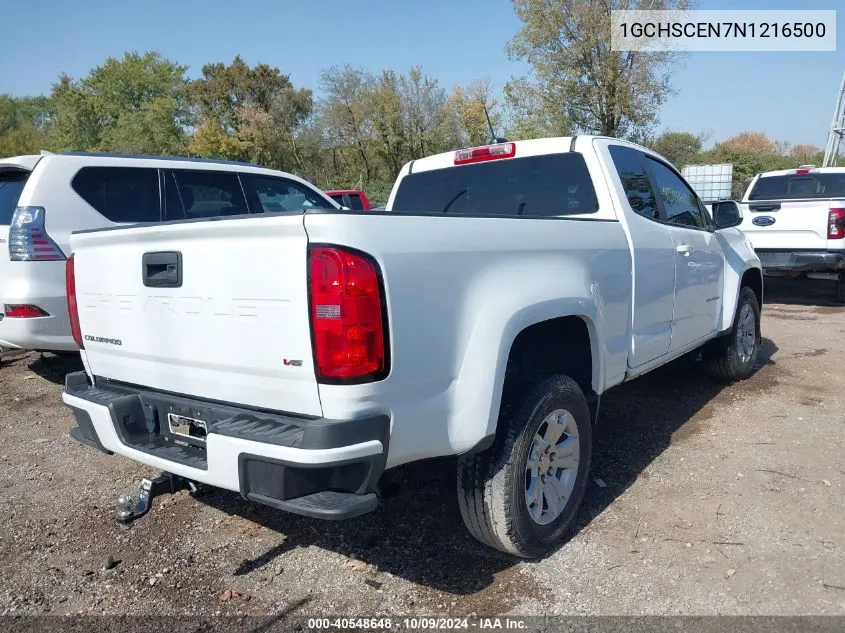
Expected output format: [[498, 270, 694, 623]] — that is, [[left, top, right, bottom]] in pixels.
[[406, 137, 578, 174], [756, 166, 845, 178], [403, 135, 658, 176]]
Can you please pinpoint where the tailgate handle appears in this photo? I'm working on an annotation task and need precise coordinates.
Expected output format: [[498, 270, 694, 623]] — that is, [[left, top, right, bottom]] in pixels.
[[749, 203, 781, 212], [142, 251, 182, 288]]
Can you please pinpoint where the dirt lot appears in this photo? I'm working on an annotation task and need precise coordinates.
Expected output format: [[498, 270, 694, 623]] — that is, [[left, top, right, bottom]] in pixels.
[[1, 278, 844, 617]]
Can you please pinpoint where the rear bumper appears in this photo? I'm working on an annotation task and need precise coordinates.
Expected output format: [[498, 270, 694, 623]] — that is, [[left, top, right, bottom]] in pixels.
[[62, 372, 389, 519], [756, 250, 845, 273], [0, 260, 76, 352], [0, 297, 77, 352]]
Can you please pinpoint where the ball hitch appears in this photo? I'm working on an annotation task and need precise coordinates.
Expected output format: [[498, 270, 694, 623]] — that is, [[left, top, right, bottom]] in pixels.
[[115, 472, 198, 530]]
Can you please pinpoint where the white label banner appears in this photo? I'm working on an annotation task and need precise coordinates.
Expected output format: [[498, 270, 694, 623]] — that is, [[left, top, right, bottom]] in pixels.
[[611, 10, 837, 52]]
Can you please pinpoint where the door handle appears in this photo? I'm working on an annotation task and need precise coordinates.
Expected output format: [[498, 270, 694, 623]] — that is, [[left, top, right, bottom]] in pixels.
[[676, 244, 694, 256]]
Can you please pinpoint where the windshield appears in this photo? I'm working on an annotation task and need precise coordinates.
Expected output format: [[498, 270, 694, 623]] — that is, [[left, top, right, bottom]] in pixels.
[[749, 172, 845, 200], [392, 153, 599, 216], [0, 170, 29, 225]]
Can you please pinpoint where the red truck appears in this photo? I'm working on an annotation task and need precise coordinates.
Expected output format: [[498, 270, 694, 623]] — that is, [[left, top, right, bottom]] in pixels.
[[324, 189, 372, 211]]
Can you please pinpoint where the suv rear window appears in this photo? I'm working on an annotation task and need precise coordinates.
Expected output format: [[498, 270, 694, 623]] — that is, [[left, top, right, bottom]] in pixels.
[[71, 167, 161, 223], [749, 172, 845, 200], [392, 153, 599, 216], [0, 170, 29, 225]]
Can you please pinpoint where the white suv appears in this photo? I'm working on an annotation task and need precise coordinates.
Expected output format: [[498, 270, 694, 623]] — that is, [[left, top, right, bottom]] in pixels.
[[0, 151, 340, 355]]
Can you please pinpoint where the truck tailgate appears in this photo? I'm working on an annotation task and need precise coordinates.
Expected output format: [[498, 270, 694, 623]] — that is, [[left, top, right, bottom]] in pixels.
[[70, 215, 322, 416], [738, 199, 841, 250]]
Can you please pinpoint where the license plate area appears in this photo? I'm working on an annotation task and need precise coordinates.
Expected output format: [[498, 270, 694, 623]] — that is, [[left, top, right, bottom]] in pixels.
[[167, 412, 208, 448]]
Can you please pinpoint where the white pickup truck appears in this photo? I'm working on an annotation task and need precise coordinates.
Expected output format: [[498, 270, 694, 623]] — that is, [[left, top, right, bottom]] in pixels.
[[61, 136, 762, 558], [736, 165, 845, 301]]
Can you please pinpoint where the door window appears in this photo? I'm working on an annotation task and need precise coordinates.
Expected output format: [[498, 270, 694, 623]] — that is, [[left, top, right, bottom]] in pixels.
[[607, 145, 661, 221], [645, 158, 707, 229]]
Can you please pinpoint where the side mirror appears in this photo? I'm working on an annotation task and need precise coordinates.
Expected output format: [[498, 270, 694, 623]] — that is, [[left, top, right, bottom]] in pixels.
[[712, 200, 742, 230]]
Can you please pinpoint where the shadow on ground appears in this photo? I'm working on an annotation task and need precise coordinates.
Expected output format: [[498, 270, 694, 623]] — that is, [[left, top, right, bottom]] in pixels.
[[26, 352, 84, 385], [198, 338, 778, 596], [763, 276, 845, 308]]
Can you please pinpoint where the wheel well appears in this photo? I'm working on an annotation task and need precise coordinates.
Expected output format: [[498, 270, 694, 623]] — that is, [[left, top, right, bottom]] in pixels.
[[741, 268, 763, 307], [505, 316, 593, 397]]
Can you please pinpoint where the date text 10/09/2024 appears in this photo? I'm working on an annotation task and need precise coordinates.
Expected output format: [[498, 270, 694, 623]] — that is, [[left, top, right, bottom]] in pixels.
[[306, 618, 528, 630]]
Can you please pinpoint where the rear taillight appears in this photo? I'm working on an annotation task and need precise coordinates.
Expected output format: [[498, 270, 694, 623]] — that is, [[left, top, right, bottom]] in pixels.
[[8, 206, 66, 261], [4, 305, 48, 318], [308, 246, 387, 382], [66, 254, 84, 349], [829, 209, 845, 240], [454, 142, 516, 165]]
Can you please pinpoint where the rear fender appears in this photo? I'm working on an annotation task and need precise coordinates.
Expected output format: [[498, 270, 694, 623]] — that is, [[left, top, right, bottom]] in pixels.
[[448, 295, 604, 454]]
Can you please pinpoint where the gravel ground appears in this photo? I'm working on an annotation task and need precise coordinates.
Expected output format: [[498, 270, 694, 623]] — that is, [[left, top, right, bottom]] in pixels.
[[1, 277, 844, 617]]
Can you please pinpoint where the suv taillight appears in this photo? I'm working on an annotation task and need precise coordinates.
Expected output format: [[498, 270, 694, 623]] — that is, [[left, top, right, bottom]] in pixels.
[[829, 209, 845, 240], [66, 254, 83, 349], [308, 246, 387, 382], [8, 206, 66, 261]]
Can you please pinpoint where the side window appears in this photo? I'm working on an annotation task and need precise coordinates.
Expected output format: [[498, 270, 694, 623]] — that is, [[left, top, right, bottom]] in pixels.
[[71, 167, 160, 223], [645, 157, 706, 229], [329, 194, 346, 207], [165, 170, 248, 220], [607, 145, 661, 221], [347, 193, 366, 211], [241, 174, 331, 213]]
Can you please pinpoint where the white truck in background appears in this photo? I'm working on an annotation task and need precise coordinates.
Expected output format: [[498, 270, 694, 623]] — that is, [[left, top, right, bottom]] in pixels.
[[62, 136, 763, 558], [736, 166, 845, 301]]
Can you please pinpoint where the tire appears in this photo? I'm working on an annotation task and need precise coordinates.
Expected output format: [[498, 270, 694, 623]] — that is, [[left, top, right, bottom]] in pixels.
[[836, 272, 845, 304], [456, 374, 593, 559], [703, 286, 761, 381]]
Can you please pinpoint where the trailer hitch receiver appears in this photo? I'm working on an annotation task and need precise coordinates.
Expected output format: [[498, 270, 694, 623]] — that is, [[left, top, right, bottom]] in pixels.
[[115, 472, 198, 529]]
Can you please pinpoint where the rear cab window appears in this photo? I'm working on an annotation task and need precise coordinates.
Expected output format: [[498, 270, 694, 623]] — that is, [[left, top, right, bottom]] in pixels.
[[347, 193, 366, 211], [392, 153, 599, 217], [749, 172, 845, 200], [0, 170, 30, 225]]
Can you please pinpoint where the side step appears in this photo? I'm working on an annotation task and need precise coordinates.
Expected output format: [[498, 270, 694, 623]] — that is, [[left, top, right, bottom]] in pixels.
[[246, 490, 379, 520]]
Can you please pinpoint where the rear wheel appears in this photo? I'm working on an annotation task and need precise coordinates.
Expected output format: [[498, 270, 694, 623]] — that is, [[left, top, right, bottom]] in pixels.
[[703, 286, 760, 381], [456, 374, 592, 558]]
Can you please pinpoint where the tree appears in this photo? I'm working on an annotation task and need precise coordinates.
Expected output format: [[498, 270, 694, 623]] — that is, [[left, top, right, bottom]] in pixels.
[[506, 0, 689, 140], [398, 67, 448, 159], [721, 131, 778, 155], [504, 77, 571, 139], [51, 51, 191, 154], [317, 65, 377, 183], [699, 143, 794, 198], [444, 77, 503, 148], [649, 131, 704, 168], [188, 56, 313, 172], [790, 144, 823, 164], [0, 94, 54, 155]]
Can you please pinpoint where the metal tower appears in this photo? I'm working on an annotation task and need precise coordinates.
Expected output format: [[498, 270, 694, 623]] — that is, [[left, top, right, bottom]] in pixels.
[[823, 71, 845, 167]]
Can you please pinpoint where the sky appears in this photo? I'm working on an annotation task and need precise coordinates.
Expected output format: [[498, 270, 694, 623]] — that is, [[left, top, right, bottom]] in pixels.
[[1, 0, 842, 148]]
